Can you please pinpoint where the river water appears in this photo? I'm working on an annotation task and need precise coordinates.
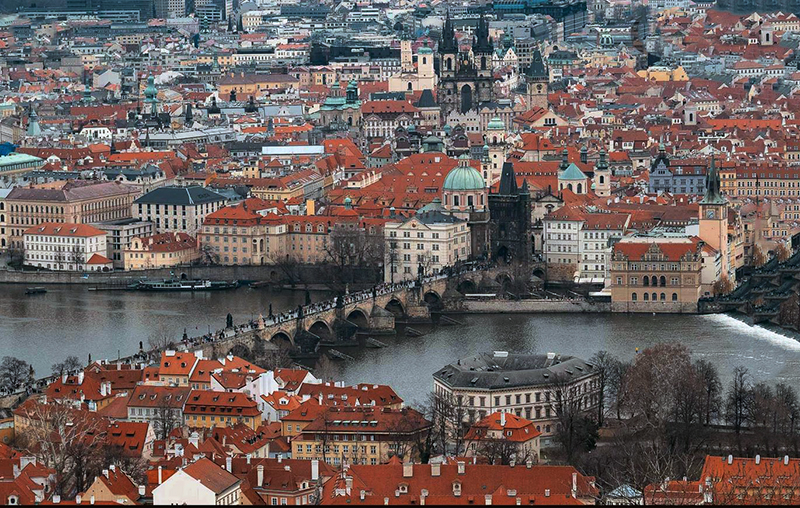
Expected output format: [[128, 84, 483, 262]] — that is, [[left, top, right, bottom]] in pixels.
[[1, 284, 799, 401]]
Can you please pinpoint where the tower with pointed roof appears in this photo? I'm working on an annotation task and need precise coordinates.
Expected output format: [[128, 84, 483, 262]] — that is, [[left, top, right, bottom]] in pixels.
[[699, 157, 730, 278], [437, 11, 496, 117], [525, 48, 549, 110], [144, 75, 158, 117], [26, 105, 41, 137], [486, 116, 507, 186], [594, 148, 611, 197], [488, 161, 532, 263]]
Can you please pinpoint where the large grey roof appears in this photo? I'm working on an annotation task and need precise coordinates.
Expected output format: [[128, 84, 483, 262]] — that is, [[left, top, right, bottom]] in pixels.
[[134, 186, 226, 206], [433, 352, 596, 390]]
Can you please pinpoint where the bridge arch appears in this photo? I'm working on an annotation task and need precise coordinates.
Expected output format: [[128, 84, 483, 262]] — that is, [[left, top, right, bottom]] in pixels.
[[228, 343, 252, 360], [270, 330, 294, 347], [532, 267, 545, 279], [424, 291, 442, 306], [457, 279, 478, 295], [495, 273, 513, 286], [309, 320, 335, 341], [385, 298, 405, 317], [346, 308, 370, 328]]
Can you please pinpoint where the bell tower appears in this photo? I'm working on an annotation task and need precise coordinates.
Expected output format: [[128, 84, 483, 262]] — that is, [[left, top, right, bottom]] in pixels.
[[525, 48, 549, 110], [699, 157, 729, 276]]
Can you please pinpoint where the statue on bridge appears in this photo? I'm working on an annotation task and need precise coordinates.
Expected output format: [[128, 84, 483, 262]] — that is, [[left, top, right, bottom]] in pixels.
[[268, 303, 273, 319], [297, 304, 304, 319]]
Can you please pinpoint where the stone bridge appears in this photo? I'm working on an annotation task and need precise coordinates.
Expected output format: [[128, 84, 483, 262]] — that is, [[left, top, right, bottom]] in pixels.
[[193, 265, 525, 357]]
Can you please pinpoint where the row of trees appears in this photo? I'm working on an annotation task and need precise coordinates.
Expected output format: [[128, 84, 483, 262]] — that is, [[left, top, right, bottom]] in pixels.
[[574, 344, 800, 499]]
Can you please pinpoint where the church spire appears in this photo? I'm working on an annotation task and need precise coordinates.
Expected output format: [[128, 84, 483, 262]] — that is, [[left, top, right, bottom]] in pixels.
[[440, 11, 457, 53], [700, 156, 726, 205], [498, 161, 519, 195]]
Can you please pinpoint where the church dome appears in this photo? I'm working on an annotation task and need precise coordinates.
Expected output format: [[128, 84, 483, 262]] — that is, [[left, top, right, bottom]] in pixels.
[[443, 155, 485, 191], [487, 117, 504, 130]]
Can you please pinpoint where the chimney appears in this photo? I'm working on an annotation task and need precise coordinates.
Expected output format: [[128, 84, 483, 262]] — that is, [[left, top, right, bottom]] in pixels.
[[430, 462, 440, 477], [457, 461, 465, 475], [500, 412, 506, 427], [311, 459, 319, 481], [62, 373, 68, 384], [545, 489, 550, 498], [90, 495, 95, 505], [785, 455, 790, 465], [526, 459, 532, 469], [284, 465, 291, 472], [53, 495, 61, 504], [360, 490, 366, 501], [109, 464, 115, 473], [226, 456, 232, 472], [277, 455, 282, 463], [727, 455, 733, 465], [572, 472, 578, 498], [78, 371, 84, 384], [755, 455, 761, 465], [76, 495, 81, 505], [485, 494, 492, 505], [403, 462, 413, 478], [103, 468, 109, 478], [345, 476, 353, 492], [257, 464, 264, 487], [157, 466, 163, 485], [138, 485, 145, 498]]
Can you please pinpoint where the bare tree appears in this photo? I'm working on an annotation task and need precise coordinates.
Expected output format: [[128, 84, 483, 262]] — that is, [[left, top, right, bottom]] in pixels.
[[589, 350, 617, 427], [548, 372, 598, 462], [475, 435, 533, 465], [52, 356, 83, 377], [0, 356, 34, 394], [15, 400, 105, 495], [153, 399, 179, 441], [148, 324, 175, 354], [694, 359, 722, 426], [712, 275, 735, 296], [423, 390, 469, 457], [752, 245, 768, 267], [726, 365, 754, 454]]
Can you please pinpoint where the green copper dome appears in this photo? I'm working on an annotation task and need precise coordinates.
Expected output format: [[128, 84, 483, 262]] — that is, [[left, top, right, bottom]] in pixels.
[[443, 156, 485, 191], [487, 116, 504, 130]]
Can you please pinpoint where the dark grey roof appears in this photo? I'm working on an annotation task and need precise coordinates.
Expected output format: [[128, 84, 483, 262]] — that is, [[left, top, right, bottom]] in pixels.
[[415, 89, 437, 109], [433, 352, 596, 390], [134, 185, 226, 206], [412, 209, 465, 224]]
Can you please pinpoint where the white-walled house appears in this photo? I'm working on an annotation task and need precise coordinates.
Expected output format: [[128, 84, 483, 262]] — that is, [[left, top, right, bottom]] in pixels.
[[152, 458, 241, 505]]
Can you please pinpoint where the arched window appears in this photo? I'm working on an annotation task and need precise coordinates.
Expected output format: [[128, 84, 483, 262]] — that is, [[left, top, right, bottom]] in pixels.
[[599, 175, 605, 184], [672, 293, 678, 301], [422, 57, 427, 65], [453, 195, 460, 207], [631, 292, 637, 301], [481, 56, 487, 69], [408, 82, 412, 91], [643, 276, 649, 286], [446, 58, 452, 71], [660, 276, 666, 286], [643, 293, 649, 301], [568, 183, 573, 191], [652, 292, 658, 301], [577, 183, 582, 193]]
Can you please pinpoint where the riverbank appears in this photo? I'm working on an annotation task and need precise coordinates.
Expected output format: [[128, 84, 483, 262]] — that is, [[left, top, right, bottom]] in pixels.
[[0, 264, 379, 285], [456, 299, 611, 313]]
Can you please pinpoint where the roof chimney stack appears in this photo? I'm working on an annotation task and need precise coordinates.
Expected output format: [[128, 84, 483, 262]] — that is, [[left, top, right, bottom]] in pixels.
[[257, 464, 264, 487]]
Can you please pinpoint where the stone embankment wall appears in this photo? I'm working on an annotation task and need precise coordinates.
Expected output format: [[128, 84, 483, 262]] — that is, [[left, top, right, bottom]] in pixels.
[[0, 265, 379, 285], [458, 299, 612, 313]]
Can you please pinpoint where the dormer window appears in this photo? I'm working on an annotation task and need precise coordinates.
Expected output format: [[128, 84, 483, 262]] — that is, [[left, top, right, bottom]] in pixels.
[[453, 481, 462, 497], [398, 484, 408, 494]]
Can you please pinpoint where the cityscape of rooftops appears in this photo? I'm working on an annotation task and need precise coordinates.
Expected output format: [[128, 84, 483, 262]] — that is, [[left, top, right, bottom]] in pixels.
[[2, 0, 800, 504]]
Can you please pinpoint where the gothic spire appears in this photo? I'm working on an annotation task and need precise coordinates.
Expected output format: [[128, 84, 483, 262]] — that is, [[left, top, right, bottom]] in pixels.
[[440, 11, 457, 53], [498, 161, 519, 195], [700, 156, 726, 205]]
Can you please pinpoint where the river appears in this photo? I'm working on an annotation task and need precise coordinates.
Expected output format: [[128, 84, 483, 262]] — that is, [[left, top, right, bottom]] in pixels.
[[1, 284, 799, 401]]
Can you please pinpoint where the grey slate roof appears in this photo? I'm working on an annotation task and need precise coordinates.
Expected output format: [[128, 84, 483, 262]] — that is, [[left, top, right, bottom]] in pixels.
[[134, 185, 226, 206], [433, 352, 596, 390]]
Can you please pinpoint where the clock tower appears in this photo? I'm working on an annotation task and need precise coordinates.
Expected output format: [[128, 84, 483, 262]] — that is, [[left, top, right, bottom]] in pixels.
[[699, 157, 729, 276]]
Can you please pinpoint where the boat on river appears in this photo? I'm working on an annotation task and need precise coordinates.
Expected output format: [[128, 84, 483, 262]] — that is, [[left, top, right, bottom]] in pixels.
[[25, 287, 47, 295], [128, 279, 239, 291]]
